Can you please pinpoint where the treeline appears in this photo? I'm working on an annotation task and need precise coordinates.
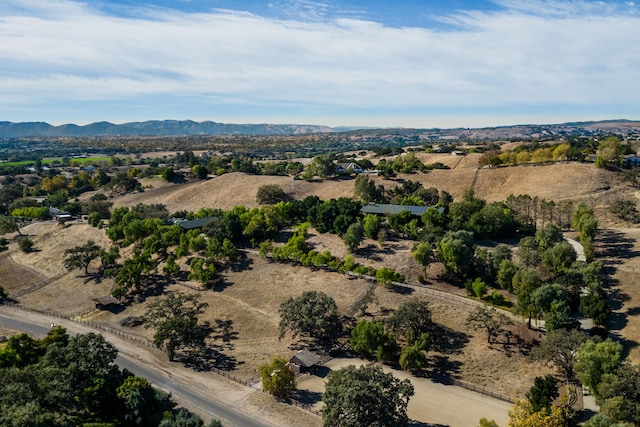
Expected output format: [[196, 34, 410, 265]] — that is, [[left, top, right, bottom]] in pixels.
[[479, 135, 638, 170], [0, 327, 221, 427]]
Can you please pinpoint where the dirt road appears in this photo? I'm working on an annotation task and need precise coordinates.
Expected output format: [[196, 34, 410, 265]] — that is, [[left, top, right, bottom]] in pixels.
[[297, 358, 512, 427]]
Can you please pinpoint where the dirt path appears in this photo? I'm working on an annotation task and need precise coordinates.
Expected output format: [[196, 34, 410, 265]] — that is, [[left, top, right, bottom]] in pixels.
[[296, 358, 512, 427]]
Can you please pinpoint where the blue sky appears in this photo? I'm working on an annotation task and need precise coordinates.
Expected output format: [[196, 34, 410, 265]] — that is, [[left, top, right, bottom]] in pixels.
[[0, 0, 639, 128]]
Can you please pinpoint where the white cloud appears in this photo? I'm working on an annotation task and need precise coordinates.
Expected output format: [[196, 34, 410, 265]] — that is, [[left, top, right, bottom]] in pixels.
[[0, 0, 639, 124]]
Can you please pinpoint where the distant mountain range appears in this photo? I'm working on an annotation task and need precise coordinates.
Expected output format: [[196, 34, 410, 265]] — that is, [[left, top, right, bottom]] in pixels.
[[0, 120, 334, 137], [0, 119, 639, 138]]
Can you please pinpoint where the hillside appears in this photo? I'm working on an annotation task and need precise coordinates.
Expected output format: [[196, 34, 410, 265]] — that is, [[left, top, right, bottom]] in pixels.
[[3, 157, 640, 426], [110, 160, 626, 220]]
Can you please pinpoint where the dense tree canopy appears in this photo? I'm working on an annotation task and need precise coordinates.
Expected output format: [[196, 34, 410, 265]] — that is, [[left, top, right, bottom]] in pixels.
[[278, 291, 342, 344], [322, 364, 414, 427], [0, 329, 217, 426], [575, 339, 623, 395], [145, 292, 212, 361], [386, 298, 432, 344]]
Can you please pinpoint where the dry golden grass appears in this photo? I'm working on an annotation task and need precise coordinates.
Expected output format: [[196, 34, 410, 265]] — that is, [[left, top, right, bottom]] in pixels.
[[5, 159, 640, 392]]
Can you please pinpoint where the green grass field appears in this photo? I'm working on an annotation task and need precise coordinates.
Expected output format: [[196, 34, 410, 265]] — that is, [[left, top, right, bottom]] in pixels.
[[0, 156, 115, 168]]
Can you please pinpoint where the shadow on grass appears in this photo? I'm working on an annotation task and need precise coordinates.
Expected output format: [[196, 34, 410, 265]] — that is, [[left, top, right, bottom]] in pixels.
[[427, 355, 463, 382], [183, 346, 242, 372], [598, 230, 640, 260], [292, 389, 323, 406], [409, 421, 448, 427], [430, 323, 469, 355], [230, 255, 253, 272]]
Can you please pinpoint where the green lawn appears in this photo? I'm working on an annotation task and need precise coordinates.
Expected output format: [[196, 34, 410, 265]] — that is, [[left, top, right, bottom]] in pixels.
[[0, 156, 116, 168]]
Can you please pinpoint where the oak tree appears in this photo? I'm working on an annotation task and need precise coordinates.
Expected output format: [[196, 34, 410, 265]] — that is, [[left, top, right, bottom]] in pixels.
[[278, 291, 342, 344], [145, 292, 212, 361], [64, 240, 102, 276], [322, 364, 414, 427]]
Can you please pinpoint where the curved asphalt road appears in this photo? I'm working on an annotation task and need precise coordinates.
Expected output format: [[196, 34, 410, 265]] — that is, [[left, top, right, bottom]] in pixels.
[[0, 312, 269, 427]]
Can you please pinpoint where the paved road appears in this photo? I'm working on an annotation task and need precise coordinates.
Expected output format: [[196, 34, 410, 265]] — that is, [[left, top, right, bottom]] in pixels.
[[0, 311, 269, 427]]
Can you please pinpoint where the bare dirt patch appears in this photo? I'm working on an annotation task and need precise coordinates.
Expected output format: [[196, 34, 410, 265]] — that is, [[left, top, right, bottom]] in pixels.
[[0, 252, 46, 294]]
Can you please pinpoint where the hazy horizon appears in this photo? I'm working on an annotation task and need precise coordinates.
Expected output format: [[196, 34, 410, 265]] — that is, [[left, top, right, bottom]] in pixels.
[[1, 0, 639, 128]]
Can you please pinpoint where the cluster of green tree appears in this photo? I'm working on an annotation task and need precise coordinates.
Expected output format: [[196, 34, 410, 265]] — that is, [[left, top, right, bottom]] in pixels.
[[572, 203, 598, 261], [350, 298, 432, 372], [354, 175, 451, 207], [504, 193, 574, 233], [0, 171, 131, 227], [528, 328, 640, 427], [103, 204, 242, 298], [479, 142, 582, 167], [593, 136, 635, 169], [0, 327, 221, 426], [478, 135, 636, 171], [356, 181, 519, 241], [415, 216, 608, 330], [515, 223, 608, 329], [259, 227, 404, 287]]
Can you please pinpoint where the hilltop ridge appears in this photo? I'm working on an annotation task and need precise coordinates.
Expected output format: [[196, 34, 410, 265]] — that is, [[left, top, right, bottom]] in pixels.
[[1, 119, 639, 138]]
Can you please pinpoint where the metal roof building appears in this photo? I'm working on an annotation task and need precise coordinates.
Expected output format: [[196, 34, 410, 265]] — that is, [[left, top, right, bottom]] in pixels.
[[167, 216, 218, 230], [360, 203, 439, 217]]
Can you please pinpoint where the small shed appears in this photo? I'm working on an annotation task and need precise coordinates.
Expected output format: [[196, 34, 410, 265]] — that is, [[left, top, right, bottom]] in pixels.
[[289, 350, 323, 374], [93, 295, 119, 309]]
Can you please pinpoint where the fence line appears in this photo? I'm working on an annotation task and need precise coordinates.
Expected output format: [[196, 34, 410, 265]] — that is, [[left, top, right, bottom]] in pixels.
[[1, 302, 263, 387], [344, 271, 482, 309], [449, 378, 514, 403], [11, 270, 68, 298]]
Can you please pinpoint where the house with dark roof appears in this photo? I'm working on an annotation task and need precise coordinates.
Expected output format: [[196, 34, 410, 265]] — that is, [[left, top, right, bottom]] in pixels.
[[92, 295, 119, 309], [335, 162, 364, 174], [360, 203, 442, 217], [167, 216, 218, 230], [289, 349, 323, 374]]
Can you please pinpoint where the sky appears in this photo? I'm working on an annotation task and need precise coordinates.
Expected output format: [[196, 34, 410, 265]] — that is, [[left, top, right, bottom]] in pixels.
[[0, 0, 639, 129]]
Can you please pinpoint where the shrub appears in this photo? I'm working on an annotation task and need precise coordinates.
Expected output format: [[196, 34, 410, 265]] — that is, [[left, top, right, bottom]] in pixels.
[[18, 236, 34, 253], [256, 184, 288, 205], [465, 278, 487, 298], [489, 291, 506, 305], [376, 267, 403, 287], [87, 211, 101, 227]]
